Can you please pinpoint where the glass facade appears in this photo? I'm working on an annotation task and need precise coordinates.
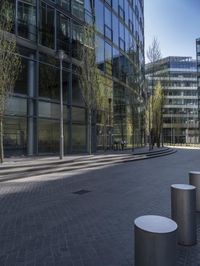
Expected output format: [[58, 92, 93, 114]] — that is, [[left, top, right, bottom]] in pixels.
[[196, 38, 200, 141], [94, 0, 145, 148], [146, 56, 198, 144], [4, 0, 144, 155]]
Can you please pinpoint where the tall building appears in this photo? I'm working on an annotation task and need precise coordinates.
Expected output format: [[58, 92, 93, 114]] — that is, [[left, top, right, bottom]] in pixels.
[[197, 38, 200, 140], [3, 0, 144, 156], [146, 56, 198, 144]]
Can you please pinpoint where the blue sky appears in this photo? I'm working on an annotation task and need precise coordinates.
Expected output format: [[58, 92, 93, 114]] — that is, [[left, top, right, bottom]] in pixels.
[[144, 0, 200, 61]]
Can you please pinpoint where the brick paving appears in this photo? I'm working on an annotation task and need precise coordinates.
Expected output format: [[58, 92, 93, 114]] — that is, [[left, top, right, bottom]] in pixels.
[[0, 148, 200, 265]]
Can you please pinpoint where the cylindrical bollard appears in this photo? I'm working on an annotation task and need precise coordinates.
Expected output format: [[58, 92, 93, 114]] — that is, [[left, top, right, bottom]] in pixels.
[[134, 215, 177, 266], [189, 171, 200, 212], [171, 184, 196, 245]]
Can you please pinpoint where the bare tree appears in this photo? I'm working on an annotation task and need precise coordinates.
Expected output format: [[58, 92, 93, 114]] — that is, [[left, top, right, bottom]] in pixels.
[[79, 25, 102, 154], [146, 37, 162, 147], [147, 37, 162, 63], [0, 1, 21, 162]]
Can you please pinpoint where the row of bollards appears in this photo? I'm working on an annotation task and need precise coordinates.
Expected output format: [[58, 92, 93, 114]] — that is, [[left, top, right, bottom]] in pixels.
[[134, 171, 200, 266]]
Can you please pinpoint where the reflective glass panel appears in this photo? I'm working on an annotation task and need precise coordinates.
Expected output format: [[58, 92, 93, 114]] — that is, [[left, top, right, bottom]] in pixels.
[[18, 0, 36, 41], [39, 2, 55, 49]]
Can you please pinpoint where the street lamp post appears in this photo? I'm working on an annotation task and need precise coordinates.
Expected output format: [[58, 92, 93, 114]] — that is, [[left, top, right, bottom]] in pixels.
[[186, 103, 193, 145], [171, 112, 173, 145], [57, 50, 65, 160], [147, 90, 151, 150]]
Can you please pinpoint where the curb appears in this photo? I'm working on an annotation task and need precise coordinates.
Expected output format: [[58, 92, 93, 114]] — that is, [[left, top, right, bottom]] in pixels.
[[0, 148, 176, 183]]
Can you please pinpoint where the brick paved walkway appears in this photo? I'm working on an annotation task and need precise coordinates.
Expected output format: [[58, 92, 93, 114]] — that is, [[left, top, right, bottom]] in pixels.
[[0, 148, 200, 265]]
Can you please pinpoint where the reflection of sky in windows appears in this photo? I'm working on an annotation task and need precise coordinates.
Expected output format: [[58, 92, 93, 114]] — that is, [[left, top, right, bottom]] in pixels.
[[170, 62, 196, 70]]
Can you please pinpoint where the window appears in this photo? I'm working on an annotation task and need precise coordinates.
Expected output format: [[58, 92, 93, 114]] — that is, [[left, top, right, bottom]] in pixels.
[[71, 21, 83, 59], [104, 7, 112, 40], [124, 0, 129, 25], [96, 36, 104, 71], [129, 19, 134, 33], [57, 13, 70, 54], [119, 54, 127, 82], [72, 125, 86, 152], [57, 0, 70, 11], [72, 0, 84, 20], [119, 0, 124, 9], [14, 55, 36, 96], [105, 42, 112, 75], [112, 0, 118, 12], [39, 63, 59, 100], [72, 107, 85, 122], [39, 2, 55, 49], [105, 0, 112, 6], [72, 74, 84, 105], [38, 119, 60, 153], [105, 7, 111, 28], [38, 101, 67, 120], [119, 38, 125, 51], [135, 4, 139, 18], [85, 0, 93, 24], [6, 97, 27, 116], [105, 25, 112, 40], [112, 14, 119, 46], [95, 0, 104, 34], [197, 44, 200, 53], [4, 116, 27, 155], [112, 48, 120, 78], [118, 6, 125, 19], [125, 27, 129, 52], [119, 21, 124, 40], [18, 0, 36, 41]]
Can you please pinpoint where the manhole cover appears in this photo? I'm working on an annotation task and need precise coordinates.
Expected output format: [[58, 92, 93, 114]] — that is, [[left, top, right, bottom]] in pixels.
[[73, 189, 91, 195]]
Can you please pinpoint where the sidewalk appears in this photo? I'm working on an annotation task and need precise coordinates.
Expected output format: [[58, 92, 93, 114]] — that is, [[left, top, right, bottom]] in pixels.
[[2, 146, 164, 166], [0, 146, 173, 183], [0, 148, 198, 265]]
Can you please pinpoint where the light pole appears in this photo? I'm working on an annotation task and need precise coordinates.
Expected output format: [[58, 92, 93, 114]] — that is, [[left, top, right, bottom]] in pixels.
[[57, 50, 65, 160], [147, 90, 151, 150], [186, 103, 193, 145], [170, 111, 173, 145]]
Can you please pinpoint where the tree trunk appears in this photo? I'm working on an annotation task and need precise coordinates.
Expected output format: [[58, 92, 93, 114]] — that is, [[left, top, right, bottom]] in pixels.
[[87, 109, 92, 155], [0, 117, 4, 163], [132, 129, 134, 151]]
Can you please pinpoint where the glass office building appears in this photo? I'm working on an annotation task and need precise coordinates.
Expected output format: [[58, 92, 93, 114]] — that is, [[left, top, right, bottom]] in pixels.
[[146, 57, 198, 144], [197, 38, 200, 140], [4, 0, 144, 155]]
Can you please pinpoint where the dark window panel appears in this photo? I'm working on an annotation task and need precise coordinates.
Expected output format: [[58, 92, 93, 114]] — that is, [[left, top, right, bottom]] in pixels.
[[39, 63, 60, 100], [71, 0, 84, 21], [71, 21, 83, 60], [95, 36, 104, 71], [39, 2, 55, 49], [57, 0, 70, 12], [57, 12, 70, 54], [4, 116, 27, 156], [18, 0, 36, 41]]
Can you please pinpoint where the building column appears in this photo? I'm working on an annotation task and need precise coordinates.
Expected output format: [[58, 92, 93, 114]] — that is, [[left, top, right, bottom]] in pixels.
[[68, 68, 72, 154], [27, 55, 35, 156]]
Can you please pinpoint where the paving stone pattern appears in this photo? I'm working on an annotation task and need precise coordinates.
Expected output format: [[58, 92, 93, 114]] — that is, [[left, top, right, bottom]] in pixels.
[[0, 148, 200, 265]]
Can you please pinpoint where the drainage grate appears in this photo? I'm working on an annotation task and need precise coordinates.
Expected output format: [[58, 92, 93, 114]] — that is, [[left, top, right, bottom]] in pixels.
[[73, 189, 91, 195]]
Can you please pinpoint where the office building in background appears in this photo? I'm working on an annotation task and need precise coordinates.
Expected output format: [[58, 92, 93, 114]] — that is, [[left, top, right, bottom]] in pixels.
[[146, 56, 198, 144]]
